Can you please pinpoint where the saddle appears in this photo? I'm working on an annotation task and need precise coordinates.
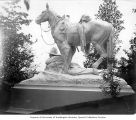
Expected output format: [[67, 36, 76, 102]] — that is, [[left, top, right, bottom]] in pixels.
[[58, 18, 87, 53], [59, 17, 69, 34]]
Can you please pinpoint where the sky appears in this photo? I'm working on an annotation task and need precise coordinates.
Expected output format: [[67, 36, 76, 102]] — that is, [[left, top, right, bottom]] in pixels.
[[0, 0, 136, 71]]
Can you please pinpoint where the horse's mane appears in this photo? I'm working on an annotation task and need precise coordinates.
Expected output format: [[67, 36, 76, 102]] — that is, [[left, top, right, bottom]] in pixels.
[[56, 15, 62, 19], [49, 9, 62, 19]]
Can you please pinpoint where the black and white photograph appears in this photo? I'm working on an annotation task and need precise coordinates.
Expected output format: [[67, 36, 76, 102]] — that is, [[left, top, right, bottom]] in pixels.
[[0, 0, 136, 118]]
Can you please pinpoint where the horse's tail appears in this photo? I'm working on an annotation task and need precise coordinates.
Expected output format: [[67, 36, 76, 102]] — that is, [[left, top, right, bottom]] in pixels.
[[107, 26, 114, 71]]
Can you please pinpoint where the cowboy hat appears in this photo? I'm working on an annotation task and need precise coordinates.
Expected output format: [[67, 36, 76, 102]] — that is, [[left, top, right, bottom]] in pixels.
[[49, 47, 60, 56]]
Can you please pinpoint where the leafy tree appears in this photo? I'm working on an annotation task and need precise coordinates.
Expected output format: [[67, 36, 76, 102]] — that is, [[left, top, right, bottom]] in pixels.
[[118, 35, 136, 91], [0, 3, 36, 111], [117, 8, 136, 91], [0, 3, 36, 85], [95, 0, 124, 46], [132, 8, 136, 13], [84, 0, 124, 69]]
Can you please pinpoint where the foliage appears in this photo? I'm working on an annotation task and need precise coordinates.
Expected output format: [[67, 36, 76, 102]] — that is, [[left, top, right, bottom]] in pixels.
[[84, 0, 124, 69], [132, 8, 136, 13], [0, 4, 36, 85], [117, 9, 136, 91], [100, 71, 121, 97], [117, 36, 136, 91]]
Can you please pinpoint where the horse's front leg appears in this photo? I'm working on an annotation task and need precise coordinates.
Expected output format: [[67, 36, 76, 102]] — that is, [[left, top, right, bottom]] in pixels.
[[63, 45, 76, 74], [56, 40, 71, 73]]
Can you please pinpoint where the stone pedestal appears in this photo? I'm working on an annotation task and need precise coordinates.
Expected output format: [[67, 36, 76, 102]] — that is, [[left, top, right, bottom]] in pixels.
[[5, 71, 134, 114]]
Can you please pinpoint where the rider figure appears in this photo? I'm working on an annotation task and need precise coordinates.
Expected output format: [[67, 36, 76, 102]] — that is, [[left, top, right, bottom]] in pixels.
[[45, 47, 100, 75], [45, 47, 80, 73], [45, 47, 64, 72]]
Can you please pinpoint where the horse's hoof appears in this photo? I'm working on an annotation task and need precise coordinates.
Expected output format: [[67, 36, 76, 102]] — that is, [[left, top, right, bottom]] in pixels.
[[92, 63, 98, 68], [83, 54, 89, 57], [92, 68, 99, 75], [61, 69, 68, 74]]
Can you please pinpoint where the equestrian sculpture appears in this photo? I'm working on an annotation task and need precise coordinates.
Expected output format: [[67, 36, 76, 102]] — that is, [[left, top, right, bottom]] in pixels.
[[35, 3, 114, 73]]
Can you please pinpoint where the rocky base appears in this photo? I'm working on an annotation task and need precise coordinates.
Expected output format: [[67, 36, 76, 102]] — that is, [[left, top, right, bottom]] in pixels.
[[20, 71, 128, 89]]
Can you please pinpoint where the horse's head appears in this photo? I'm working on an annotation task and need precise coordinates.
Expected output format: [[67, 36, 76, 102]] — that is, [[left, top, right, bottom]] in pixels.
[[35, 3, 50, 24]]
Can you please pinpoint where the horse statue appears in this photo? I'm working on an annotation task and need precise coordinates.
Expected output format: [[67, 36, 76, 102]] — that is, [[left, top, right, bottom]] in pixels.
[[35, 3, 114, 73]]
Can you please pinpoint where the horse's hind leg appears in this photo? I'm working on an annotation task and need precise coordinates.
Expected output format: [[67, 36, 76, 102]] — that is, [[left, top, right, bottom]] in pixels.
[[92, 42, 107, 68], [84, 43, 90, 56], [67, 46, 76, 68]]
